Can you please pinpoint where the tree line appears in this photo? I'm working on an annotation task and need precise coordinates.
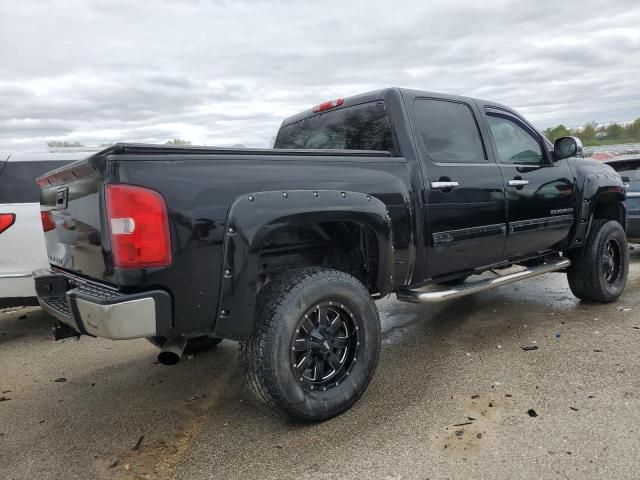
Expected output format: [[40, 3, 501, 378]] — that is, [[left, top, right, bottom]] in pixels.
[[543, 118, 640, 145]]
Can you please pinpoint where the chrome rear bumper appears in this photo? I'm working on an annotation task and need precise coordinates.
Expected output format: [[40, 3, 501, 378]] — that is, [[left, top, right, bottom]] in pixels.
[[33, 269, 172, 340]]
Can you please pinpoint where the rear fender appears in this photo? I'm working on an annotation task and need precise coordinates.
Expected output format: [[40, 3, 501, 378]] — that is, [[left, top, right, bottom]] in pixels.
[[213, 190, 395, 339]]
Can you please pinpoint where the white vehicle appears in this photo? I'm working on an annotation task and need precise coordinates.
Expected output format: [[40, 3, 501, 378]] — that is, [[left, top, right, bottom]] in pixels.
[[0, 150, 95, 307]]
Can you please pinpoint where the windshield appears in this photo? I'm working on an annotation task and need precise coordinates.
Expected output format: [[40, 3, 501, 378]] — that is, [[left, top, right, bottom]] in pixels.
[[274, 101, 394, 153]]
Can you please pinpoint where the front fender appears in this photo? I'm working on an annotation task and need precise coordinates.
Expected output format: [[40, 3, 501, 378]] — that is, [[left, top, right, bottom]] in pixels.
[[212, 190, 395, 339], [568, 172, 626, 247]]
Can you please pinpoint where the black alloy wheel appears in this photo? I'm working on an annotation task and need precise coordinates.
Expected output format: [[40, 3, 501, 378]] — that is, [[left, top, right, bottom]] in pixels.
[[290, 301, 360, 392], [602, 238, 622, 284]]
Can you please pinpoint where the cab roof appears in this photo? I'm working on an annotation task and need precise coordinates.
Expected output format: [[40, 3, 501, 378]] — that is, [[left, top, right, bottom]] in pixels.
[[280, 87, 514, 127]]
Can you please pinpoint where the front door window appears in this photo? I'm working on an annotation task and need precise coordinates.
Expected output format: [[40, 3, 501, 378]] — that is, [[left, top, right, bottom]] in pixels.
[[486, 114, 545, 165]]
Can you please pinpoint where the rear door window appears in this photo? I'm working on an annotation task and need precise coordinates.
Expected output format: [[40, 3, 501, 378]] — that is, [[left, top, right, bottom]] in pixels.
[[414, 98, 487, 163], [274, 101, 395, 153]]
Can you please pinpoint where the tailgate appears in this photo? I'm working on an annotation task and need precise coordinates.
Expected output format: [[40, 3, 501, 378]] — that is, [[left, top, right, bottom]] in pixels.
[[38, 157, 109, 281]]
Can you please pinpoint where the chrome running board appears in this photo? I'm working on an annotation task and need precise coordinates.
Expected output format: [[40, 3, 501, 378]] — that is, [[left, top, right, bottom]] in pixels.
[[397, 258, 571, 304]]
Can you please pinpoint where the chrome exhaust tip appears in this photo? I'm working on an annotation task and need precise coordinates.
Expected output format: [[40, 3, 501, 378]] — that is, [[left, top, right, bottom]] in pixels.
[[157, 337, 188, 365]]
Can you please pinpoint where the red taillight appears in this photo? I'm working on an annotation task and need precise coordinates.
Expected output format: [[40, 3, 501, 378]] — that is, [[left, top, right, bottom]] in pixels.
[[41, 211, 55, 232], [312, 98, 344, 113], [0, 213, 15, 234], [105, 184, 172, 268]]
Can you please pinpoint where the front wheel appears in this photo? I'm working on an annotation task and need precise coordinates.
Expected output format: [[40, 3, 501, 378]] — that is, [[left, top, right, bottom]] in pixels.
[[566, 219, 629, 302], [240, 268, 381, 421]]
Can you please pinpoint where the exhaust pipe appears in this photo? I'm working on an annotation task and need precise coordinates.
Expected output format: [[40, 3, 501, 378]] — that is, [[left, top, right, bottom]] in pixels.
[[158, 337, 188, 365]]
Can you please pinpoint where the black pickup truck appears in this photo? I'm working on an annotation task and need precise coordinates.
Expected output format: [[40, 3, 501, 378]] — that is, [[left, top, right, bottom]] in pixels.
[[34, 88, 628, 421]]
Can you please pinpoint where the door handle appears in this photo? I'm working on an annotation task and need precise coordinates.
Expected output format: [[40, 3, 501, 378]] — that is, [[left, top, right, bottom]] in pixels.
[[508, 179, 529, 187], [430, 181, 460, 189]]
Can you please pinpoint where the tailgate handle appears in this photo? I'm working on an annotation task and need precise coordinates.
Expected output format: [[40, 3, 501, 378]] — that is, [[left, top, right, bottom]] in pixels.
[[56, 188, 68, 209]]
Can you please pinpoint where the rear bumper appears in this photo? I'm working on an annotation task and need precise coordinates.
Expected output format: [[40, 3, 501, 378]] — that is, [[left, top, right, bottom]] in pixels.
[[33, 268, 172, 340], [0, 273, 37, 303]]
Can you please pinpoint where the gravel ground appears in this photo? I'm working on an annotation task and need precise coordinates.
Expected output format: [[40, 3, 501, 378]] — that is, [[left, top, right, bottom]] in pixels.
[[1, 251, 640, 480]]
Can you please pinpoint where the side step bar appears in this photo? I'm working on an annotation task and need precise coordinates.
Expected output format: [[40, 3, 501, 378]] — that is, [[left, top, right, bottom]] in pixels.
[[397, 258, 571, 304]]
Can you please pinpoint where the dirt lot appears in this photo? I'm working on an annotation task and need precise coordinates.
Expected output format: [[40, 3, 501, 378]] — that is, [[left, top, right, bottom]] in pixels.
[[1, 252, 640, 480]]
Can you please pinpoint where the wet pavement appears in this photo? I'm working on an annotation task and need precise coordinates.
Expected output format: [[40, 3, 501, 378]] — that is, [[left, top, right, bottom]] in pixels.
[[1, 251, 640, 480]]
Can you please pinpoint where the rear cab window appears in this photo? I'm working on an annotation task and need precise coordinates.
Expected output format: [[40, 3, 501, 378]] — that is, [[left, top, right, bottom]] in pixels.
[[274, 101, 395, 153]]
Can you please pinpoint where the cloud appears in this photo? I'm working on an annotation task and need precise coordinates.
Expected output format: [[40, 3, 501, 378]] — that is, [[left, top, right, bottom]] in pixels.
[[1, 0, 639, 148]]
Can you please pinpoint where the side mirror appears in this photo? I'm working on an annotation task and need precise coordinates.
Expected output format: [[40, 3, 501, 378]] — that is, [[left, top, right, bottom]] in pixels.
[[553, 136, 583, 160]]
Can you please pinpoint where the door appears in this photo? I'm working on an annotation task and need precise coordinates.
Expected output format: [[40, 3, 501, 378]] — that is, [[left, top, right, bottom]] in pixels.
[[483, 108, 576, 259], [411, 97, 508, 279]]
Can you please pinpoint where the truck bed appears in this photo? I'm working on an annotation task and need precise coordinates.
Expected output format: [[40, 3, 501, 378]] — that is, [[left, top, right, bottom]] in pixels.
[[37, 143, 414, 337]]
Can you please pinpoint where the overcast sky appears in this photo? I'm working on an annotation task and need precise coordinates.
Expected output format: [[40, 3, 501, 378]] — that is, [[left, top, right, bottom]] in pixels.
[[1, 0, 640, 149]]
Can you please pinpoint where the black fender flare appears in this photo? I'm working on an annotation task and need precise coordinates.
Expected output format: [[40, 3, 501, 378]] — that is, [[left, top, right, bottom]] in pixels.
[[568, 173, 626, 248], [212, 190, 395, 339]]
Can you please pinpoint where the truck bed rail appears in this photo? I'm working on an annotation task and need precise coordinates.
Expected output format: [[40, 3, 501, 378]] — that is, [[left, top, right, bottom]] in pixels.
[[97, 143, 394, 158]]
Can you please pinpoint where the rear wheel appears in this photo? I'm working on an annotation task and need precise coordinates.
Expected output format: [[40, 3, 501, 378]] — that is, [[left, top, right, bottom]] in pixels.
[[240, 268, 380, 421], [146, 335, 223, 354], [566, 219, 628, 302]]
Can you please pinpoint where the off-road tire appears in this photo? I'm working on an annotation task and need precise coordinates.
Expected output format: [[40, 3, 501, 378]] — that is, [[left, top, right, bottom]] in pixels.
[[146, 335, 223, 354], [566, 219, 628, 303], [239, 268, 381, 422]]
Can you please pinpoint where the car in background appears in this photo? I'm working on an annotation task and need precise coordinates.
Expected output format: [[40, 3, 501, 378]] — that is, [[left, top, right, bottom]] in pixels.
[[605, 156, 640, 242], [0, 149, 96, 307]]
